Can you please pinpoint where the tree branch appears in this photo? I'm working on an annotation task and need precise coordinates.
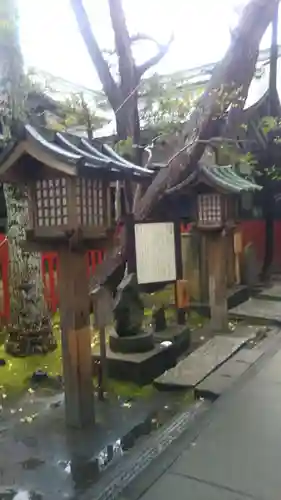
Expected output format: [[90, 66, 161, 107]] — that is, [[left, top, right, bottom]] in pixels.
[[136, 34, 174, 78], [135, 0, 279, 218], [108, 0, 136, 89], [70, 0, 120, 110]]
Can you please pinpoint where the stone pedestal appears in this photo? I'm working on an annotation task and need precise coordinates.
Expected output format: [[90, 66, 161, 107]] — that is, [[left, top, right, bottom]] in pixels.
[[109, 330, 154, 354]]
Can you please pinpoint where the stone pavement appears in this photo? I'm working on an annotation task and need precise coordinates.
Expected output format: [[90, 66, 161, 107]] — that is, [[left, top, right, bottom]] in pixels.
[[0, 387, 186, 500], [121, 337, 281, 500]]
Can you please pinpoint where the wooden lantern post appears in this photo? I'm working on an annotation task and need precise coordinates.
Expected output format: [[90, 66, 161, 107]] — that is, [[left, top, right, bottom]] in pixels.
[[91, 284, 113, 400], [0, 123, 154, 428], [27, 176, 112, 427], [166, 163, 262, 332], [58, 246, 94, 427], [196, 192, 229, 330]]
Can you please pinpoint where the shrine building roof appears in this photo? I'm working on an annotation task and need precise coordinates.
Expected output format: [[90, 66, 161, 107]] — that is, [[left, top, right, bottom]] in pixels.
[[0, 123, 154, 182], [167, 163, 262, 196]]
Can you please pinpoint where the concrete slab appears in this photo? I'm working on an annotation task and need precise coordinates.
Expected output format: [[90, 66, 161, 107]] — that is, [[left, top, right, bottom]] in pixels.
[[194, 371, 243, 400], [255, 349, 281, 383], [227, 346, 264, 365], [230, 324, 267, 339], [195, 348, 264, 400], [154, 335, 252, 390], [171, 378, 281, 500], [257, 283, 281, 301], [229, 298, 281, 324], [139, 472, 249, 500]]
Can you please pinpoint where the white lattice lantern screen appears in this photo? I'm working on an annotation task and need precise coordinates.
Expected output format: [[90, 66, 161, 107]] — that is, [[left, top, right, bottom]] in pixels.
[[35, 179, 68, 227], [29, 176, 110, 235], [197, 193, 224, 228], [76, 178, 105, 226]]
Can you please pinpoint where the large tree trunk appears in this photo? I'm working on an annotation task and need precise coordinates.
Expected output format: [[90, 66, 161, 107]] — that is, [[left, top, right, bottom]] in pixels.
[[0, 0, 56, 355], [93, 0, 280, 286]]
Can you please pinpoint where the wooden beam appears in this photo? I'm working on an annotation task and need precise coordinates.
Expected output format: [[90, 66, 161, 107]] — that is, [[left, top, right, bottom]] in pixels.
[[58, 248, 94, 428], [208, 232, 228, 332]]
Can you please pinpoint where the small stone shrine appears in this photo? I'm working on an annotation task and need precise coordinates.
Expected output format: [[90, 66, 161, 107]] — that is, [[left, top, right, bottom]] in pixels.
[[152, 304, 167, 332], [109, 273, 154, 353]]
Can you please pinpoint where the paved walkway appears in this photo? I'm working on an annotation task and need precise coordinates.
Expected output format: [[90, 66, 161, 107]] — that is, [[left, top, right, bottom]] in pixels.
[[122, 340, 281, 500]]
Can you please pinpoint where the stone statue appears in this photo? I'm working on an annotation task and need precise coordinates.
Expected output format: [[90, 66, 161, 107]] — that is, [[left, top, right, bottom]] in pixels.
[[113, 273, 144, 337], [152, 305, 167, 332]]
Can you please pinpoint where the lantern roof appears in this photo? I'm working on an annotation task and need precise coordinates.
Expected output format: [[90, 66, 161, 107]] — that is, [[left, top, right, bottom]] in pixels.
[[166, 163, 262, 196], [0, 123, 154, 182]]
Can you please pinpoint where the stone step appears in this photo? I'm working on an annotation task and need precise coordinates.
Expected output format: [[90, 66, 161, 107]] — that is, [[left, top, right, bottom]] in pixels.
[[195, 327, 280, 400], [256, 284, 281, 302], [154, 333, 255, 390], [229, 298, 281, 325], [194, 347, 264, 401]]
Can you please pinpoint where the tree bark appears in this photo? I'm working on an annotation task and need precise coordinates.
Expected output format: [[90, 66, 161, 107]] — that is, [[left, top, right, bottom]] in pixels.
[[0, 0, 55, 354]]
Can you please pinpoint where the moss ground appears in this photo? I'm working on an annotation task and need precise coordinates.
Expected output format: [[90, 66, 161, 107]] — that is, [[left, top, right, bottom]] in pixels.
[[0, 290, 207, 402]]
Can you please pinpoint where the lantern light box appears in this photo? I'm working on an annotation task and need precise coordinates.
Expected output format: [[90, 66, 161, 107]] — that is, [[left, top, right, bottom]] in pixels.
[[197, 193, 223, 227], [32, 177, 106, 232]]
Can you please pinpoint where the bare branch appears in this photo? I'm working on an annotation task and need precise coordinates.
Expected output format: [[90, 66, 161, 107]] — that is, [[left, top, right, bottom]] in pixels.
[[130, 33, 166, 45], [102, 48, 116, 57], [136, 34, 174, 79], [108, 0, 136, 88], [70, 0, 120, 110]]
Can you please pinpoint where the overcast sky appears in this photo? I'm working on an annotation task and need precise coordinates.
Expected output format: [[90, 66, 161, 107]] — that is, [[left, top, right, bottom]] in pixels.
[[17, 0, 277, 90]]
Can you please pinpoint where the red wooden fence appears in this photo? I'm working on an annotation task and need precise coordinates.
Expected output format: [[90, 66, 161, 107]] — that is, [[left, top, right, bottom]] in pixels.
[[41, 249, 105, 313], [0, 220, 279, 319]]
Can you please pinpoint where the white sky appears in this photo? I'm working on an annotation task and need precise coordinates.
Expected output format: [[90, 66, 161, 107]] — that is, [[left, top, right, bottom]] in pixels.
[[17, 0, 277, 90]]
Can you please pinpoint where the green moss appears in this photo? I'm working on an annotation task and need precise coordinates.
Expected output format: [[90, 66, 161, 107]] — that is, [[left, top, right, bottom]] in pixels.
[[0, 321, 63, 400], [0, 315, 155, 404], [107, 380, 155, 400], [188, 311, 208, 329]]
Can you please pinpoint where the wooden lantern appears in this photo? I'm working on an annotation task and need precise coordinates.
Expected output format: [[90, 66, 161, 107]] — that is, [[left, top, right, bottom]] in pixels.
[[0, 123, 154, 428], [27, 176, 111, 242]]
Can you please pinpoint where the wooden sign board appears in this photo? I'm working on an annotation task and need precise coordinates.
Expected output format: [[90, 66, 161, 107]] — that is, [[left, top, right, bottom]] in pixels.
[[91, 286, 113, 329], [234, 231, 243, 255], [134, 222, 176, 284]]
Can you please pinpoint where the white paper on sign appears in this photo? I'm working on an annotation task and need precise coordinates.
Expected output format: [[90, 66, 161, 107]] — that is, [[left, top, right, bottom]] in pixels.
[[134, 222, 176, 284]]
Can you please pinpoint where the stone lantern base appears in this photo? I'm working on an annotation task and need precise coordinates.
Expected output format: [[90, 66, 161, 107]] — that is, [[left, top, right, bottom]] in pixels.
[[109, 330, 154, 354], [5, 326, 57, 357]]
